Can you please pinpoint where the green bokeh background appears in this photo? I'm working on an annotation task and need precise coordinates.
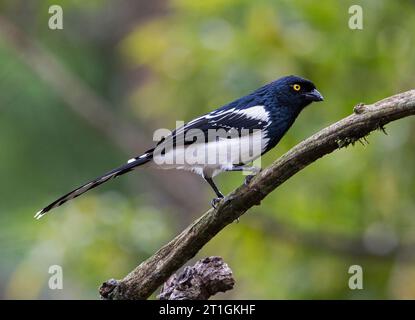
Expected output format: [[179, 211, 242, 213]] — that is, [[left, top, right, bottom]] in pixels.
[[1, 0, 415, 299]]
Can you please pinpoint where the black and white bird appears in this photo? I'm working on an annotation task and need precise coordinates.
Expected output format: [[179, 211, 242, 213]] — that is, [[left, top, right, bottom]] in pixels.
[[35, 75, 323, 219]]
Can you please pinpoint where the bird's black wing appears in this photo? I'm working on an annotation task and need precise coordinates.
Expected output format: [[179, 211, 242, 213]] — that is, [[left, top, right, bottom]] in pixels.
[[156, 106, 270, 151]]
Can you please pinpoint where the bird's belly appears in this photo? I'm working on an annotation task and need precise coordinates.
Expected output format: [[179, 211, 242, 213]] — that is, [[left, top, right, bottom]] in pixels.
[[151, 132, 268, 176]]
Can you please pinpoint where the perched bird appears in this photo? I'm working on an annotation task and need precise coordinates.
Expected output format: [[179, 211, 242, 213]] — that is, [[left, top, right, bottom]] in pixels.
[[35, 75, 323, 219]]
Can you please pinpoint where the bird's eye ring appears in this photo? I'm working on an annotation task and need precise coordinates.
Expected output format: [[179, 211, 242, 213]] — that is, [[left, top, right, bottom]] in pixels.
[[293, 84, 301, 91]]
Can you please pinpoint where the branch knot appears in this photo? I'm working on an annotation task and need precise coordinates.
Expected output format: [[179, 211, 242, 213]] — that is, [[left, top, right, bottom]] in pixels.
[[353, 102, 366, 114]]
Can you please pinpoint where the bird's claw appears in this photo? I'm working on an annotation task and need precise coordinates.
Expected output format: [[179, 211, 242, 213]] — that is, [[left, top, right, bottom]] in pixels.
[[211, 197, 223, 209]]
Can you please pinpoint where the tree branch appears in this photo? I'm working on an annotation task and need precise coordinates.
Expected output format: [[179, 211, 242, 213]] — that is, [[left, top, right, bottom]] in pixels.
[[98, 90, 415, 299]]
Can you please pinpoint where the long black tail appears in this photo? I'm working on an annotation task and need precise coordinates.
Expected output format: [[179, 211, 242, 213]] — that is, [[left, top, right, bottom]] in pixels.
[[35, 151, 153, 219]]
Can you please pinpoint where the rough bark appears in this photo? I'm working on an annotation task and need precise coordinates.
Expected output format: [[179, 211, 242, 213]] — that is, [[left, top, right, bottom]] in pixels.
[[98, 90, 415, 299], [157, 256, 234, 300]]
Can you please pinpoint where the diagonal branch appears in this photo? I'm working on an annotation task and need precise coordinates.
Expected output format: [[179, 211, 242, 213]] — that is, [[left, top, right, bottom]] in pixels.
[[99, 90, 415, 299]]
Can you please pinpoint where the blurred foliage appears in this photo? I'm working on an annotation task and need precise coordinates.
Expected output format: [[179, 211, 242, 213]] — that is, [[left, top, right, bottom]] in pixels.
[[1, 0, 415, 299]]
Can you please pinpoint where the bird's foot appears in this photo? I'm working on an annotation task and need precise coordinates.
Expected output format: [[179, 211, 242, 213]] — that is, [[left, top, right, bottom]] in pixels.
[[211, 196, 224, 209]]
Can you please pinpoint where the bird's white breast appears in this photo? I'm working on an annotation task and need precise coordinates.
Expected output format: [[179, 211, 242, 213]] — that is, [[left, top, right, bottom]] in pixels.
[[151, 130, 269, 177]]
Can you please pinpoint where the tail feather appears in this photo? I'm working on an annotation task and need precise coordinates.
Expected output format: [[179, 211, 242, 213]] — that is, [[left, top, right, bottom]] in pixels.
[[35, 152, 152, 219]]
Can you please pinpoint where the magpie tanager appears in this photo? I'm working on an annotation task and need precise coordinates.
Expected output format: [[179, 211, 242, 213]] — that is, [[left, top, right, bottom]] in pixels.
[[35, 75, 323, 219]]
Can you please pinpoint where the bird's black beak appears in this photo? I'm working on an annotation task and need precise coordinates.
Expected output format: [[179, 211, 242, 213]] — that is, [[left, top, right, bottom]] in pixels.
[[305, 88, 324, 102]]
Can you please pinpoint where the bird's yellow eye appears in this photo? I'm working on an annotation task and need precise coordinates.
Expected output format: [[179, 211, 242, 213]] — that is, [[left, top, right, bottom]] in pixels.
[[293, 84, 301, 91]]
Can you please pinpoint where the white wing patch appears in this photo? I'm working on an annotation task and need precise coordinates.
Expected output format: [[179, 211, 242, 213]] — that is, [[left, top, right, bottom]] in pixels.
[[235, 105, 269, 122]]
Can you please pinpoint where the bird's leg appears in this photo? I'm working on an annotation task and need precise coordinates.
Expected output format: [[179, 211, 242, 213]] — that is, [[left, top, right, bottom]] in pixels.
[[204, 177, 224, 209]]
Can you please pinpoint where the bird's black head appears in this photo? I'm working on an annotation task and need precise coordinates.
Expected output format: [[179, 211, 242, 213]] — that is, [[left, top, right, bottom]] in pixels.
[[267, 75, 324, 110]]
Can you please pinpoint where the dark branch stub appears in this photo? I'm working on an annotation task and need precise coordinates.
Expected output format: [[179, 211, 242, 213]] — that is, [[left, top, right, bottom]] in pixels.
[[157, 256, 235, 300], [99, 278, 119, 300]]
